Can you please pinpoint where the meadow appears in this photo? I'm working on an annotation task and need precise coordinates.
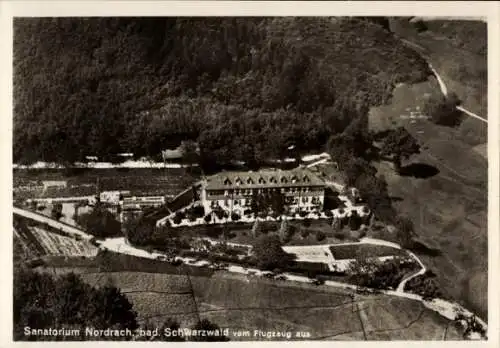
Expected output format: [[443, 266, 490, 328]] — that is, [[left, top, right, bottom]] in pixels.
[[368, 76, 487, 320], [38, 266, 463, 340]]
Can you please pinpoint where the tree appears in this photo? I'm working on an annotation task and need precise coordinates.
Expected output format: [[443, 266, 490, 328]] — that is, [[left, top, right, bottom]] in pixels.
[[355, 173, 396, 224], [251, 219, 262, 238], [316, 231, 326, 241], [51, 203, 63, 220], [380, 127, 420, 173], [14, 268, 138, 341], [343, 157, 377, 187], [331, 217, 341, 231], [190, 319, 229, 342], [423, 92, 462, 127], [76, 204, 121, 239], [278, 219, 289, 242], [252, 235, 295, 270], [270, 191, 285, 216], [230, 212, 240, 221], [349, 210, 362, 231], [395, 215, 416, 248]]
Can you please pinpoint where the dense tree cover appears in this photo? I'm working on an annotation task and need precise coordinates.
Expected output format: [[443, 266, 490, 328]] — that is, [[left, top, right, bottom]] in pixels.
[[404, 270, 442, 301], [423, 92, 463, 127], [380, 127, 420, 172], [124, 215, 188, 252], [14, 268, 138, 341], [76, 203, 121, 238], [14, 17, 430, 167], [347, 256, 417, 290], [252, 235, 296, 270]]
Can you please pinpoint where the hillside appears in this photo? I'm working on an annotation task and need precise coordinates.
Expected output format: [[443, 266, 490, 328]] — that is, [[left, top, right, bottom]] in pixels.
[[14, 17, 430, 167], [389, 18, 487, 146]]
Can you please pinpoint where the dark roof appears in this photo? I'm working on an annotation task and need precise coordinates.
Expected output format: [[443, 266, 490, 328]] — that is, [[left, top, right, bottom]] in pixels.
[[205, 168, 324, 191]]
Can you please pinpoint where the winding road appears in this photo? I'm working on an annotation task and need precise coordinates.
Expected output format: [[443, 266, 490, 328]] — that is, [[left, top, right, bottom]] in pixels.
[[13, 206, 487, 337], [399, 38, 487, 124]]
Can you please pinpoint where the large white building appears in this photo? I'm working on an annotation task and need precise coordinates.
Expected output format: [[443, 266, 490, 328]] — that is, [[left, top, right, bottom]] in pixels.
[[200, 168, 325, 215]]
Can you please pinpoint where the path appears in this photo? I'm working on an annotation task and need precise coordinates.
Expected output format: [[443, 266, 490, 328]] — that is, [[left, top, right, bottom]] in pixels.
[[13, 206, 93, 240], [97, 236, 486, 334], [400, 38, 487, 124], [14, 208, 487, 337]]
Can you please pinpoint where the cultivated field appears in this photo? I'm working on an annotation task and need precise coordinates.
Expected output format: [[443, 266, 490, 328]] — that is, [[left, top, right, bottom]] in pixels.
[[13, 168, 200, 199], [28, 227, 98, 257], [38, 267, 464, 340]]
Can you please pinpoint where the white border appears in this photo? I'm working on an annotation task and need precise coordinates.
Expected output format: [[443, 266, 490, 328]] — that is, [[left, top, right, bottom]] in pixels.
[[1, 1, 498, 348]]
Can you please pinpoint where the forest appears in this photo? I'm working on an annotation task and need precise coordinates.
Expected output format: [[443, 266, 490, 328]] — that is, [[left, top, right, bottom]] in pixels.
[[14, 17, 430, 168]]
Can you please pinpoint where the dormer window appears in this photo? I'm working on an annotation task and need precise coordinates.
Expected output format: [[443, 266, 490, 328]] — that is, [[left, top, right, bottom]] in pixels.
[[247, 177, 254, 185], [223, 178, 232, 185], [258, 177, 266, 184], [291, 175, 298, 183], [269, 176, 277, 184], [235, 177, 242, 185], [280, 177, 288, 184], [303, 175, 310, 183]]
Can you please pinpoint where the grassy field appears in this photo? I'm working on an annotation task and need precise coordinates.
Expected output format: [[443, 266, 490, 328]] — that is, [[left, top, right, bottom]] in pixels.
[[37, 265, 464, 340], [329, 244, 407, 260], [367, 44, 487, 321], [389, 18, 487, 147]]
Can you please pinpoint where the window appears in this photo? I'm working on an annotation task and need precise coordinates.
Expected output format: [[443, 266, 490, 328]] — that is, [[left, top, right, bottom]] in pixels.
[[258, 177, 266, 184], [270, 176, 277, 184], [302, 197, 308, 203], [235, 177, 242, 185], [303, 175, 310, 183], [247, 177, 254, 184], [223, 178, 232, 185], [281, 176, 288, 184], [234, 200, 239, 206]]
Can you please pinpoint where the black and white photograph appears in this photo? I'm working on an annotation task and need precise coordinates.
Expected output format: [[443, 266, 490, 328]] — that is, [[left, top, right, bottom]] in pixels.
[[3, 1, 498, 343]]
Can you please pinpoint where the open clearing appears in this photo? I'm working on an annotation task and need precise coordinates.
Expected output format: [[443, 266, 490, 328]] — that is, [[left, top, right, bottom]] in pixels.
[[38, 266, 463, 340], [368, 59, 487, 320]]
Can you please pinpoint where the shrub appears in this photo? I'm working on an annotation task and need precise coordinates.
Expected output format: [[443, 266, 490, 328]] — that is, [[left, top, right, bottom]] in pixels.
[[252, 235, 296, 270], [213, 208, 225, 220], [334, 230, 347, 240], [316, 231, 326, 242], [298, 210, 308, 218], [172, 213, 182, 225], [204, 214, 212, 223], [231, 212, 241, 221], [300, 228, 310, 238], [404, 270, 442, 300], [190, 205, 205, 218], [51, 203, 63, 220]]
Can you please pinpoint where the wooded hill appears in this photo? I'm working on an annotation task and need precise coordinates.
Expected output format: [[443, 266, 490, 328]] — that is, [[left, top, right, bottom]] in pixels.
[[14, 17, 430, 168]]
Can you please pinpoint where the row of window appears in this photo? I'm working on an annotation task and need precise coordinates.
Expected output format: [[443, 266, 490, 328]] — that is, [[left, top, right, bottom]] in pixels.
[[223, 175, 311, 186], [207, 187, 323, 196], [210, 196, 322, 208]]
